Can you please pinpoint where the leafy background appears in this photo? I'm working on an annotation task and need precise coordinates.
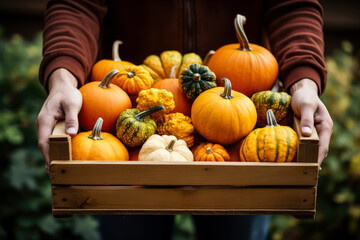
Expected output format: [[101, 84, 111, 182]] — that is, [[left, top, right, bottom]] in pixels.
[[0, 26, 360, 240]]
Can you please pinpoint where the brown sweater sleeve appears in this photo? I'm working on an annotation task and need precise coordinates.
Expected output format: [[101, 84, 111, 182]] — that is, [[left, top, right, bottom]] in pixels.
[[264, 0, 327, 95], [39, 0, 107, 92]]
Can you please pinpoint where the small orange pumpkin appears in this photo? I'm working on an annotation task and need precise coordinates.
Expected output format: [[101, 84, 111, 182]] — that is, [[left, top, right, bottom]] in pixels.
[[72, 118, 129, 161], [191, 78, 257, 145], [207, 14, 278, 97], [91, 40, 134, 82], [79, 70, 132, 133], [193, 142, 230, 162], [152, 65, 191, 116]]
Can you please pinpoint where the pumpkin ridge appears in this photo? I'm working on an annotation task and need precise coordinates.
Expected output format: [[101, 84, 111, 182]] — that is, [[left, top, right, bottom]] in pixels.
[[274, 126, 279, 162], [285, 127, 291, 162]]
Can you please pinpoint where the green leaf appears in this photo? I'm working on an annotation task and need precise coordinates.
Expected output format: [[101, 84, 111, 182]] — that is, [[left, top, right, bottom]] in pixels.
[[73, 216, 101, 240]]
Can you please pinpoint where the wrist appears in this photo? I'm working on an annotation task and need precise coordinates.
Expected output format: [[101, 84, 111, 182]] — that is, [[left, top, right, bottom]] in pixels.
[[48, 68, 78, 92], [290, 78, 318, 96]]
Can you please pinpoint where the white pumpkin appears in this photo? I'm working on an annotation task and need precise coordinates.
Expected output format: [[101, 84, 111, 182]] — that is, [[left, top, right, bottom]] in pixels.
[[138, 134, 193, 162]]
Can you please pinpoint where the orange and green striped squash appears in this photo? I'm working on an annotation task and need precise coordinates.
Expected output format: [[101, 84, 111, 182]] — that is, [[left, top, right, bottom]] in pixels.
[[116, 105, 165, 147], [240, 109, 298, 162], [251, 90, 293, 127]]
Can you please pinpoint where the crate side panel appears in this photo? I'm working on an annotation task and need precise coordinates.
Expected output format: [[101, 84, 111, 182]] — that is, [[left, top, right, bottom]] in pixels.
[[50, 161, 318, 186], [52, 186, 316, 211]]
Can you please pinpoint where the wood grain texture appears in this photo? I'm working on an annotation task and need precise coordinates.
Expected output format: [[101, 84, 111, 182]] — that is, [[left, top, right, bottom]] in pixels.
[[50, 161, 318, 186], [52, 186, 316, 211], [293, 117, 319, 163]]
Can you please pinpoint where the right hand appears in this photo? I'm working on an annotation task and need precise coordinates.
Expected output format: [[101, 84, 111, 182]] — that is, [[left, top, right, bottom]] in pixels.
[[36, 68, 82, 172]]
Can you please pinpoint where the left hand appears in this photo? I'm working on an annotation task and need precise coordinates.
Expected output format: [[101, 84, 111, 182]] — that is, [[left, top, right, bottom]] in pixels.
[[290, 78, 333, 166]]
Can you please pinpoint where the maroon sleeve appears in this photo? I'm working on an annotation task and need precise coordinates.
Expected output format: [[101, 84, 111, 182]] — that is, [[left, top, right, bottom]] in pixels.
[[39, 0, 107, 91], [265, 0, 327, 95]]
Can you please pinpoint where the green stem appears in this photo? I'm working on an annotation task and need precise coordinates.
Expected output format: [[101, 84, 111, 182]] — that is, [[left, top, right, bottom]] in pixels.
[[266, 109, 279, 127], [234, 14, 252, 51], [166, 140, 176, 152], [206, 147, 213, 154], [220, 78, 234, 99], [135, 105, 165, 121], [98, 69, 119, 89], [88, 118, 104, 140], [127, 71, 136, 78]]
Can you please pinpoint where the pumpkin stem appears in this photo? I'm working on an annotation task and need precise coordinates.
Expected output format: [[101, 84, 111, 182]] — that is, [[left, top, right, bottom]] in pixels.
[[234, 14, 252, 51], [98, 69, 119, 89], [203, 50, 215, 66], [112, 40, 123, 61], [266, 109, 280, 127], [88, 117, 104, 140], [220, 78, 234, 99], [127, 71, 136, 78], [206, 147, 213, 154], [135, 105, 165, 121], [166, 140, 176, 152], [170, 64, 177, 79], [193, 73, 201, 82]]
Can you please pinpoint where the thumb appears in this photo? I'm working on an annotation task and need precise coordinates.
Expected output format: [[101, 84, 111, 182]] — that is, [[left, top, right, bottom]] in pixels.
[[300, 105, 315, 137], [63, 101, 82, 137]]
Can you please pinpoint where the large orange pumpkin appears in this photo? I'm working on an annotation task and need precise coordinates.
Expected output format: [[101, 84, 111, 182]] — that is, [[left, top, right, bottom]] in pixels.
[[152, 65, 191, 116], [79, 70, 132, 133], [207, 14, 278, 97], [72, 118, 129, 161], [191, 78, 257, 145], [91, 40, 134, 82]]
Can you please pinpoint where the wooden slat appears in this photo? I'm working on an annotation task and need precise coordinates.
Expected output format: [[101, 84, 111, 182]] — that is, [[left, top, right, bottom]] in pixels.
[[49, 120, 71, 162], [52, 209, 315, 219], [52, 186, 316, 211], [49, 161, 318, 186], [293, 117, 319, 163]]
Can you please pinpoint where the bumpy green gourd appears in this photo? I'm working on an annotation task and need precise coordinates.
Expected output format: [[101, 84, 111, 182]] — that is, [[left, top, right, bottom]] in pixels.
[[179, 63, 217, 101]]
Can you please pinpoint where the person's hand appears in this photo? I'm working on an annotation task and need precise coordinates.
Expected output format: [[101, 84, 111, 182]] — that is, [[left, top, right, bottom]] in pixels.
[[36, 68, 82, 172], [290, 78, 333, 166]]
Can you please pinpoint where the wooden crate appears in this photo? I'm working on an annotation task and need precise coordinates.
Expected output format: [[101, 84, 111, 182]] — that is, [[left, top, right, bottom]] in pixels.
[[49, 118, 319, 219]]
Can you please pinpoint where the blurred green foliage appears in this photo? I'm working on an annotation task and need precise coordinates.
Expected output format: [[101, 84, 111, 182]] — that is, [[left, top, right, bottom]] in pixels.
[[1, 26, 360, 240], [0, 29, 100, 240]]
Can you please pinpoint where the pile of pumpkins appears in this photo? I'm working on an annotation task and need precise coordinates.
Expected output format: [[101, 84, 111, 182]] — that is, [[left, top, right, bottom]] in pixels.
[[72, 14, 299, 163]]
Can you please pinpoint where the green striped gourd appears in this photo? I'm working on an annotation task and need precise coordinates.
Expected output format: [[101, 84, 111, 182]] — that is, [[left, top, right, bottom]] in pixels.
[[240, 109, 298, 162], [179, 63, 217, 101], [116, 105, 165, 147], [251, 90, 293, 127]]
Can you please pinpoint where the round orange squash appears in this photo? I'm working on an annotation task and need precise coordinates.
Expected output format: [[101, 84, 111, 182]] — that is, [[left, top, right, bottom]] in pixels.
[[191, 78, 257, 145], [193, 142, 230, 162], [79, 70, 132, 133], [207, 14, 278, 97], [72, 118, 129, 161], [91, 40, 134, 82]]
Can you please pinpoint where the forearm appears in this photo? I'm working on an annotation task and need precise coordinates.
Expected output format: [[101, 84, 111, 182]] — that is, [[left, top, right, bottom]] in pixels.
[[39, 0, 107, 92], [265, 0, 327, 95]]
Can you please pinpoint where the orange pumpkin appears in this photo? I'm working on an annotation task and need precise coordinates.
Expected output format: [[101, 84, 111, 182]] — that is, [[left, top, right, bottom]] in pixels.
[[79, 70, 132, 133], [193, 142, 230, 162], [91, 40, 134, 82], [207, 14, 278, 97], [191, 78, 257, 145], [72, 118, 129, 161], [152, 65, 191, 116]]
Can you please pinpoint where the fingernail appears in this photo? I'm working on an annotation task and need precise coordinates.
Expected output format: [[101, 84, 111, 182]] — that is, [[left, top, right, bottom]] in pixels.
[[67, 127, 77, 134], [302, 126, 312, 134]]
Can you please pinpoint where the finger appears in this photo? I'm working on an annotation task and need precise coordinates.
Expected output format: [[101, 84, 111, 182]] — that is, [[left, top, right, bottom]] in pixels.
[[299, 103, 316, 137], [62, 97, 82, 137], [36, 110, 58, 168], [315, 103, 333, 165]]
